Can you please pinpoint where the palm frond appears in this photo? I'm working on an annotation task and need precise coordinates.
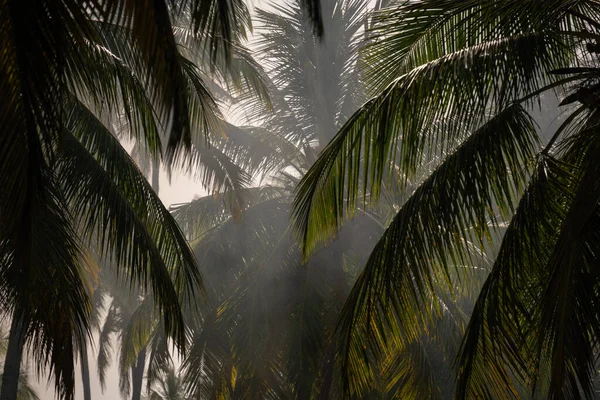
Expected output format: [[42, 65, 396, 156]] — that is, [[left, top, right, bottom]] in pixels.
[[57, 102, 201, 351], [455, 155, 573, 400], [456, 107, 600, 399], [364, 0, 590, 92], [185, 0, 251, 63], [254, 0, 368, 146], [292, 31, 567, 256], [81, 37, 164, 158], [98, 0, 192, 158], [328, 105, 538, 397], [118, 299, 155, 383], [171, 186, 287, 239], [301, 0, 324, 36], [377, 341, 442, 400], [174, 24, 272, 107], [1, 172, 91, 399], [537, 119, 600, 398]]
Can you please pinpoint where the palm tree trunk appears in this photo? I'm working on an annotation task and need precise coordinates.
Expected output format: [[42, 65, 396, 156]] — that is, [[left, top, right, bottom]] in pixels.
[[131, 348, 147, 400], [80, 340, 92, 400], [0, 315, 26, 400], [151, 157, 160, 195]]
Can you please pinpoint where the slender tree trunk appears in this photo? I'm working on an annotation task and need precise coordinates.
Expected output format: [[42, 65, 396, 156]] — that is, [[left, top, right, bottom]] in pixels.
[[80, 340, 91, 400], [131, 348, 147, 400], [0, 315, 25, 400], [151, 157, 160, 195]]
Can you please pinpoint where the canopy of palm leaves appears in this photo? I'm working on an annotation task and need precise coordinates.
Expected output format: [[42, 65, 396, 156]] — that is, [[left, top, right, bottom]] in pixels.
[[169, 1, 483, 398], [170, 0, 368, 397], [14, 0, 600, 399], [0, 0, 291, 397], [292, 0, 600, 399]]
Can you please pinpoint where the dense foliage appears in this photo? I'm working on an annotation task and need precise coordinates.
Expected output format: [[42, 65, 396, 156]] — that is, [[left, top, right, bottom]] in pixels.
[[4, 0, 600, 399], [293, 1, 600, 399]]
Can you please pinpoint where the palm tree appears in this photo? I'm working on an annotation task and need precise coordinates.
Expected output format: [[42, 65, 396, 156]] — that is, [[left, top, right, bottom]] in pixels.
[[90, 27, 272, 398], [293, 1, 600, 399], [0, 1, 261, 398], [172, 1, 431, 398], [103, 17, 276, 400], [144, 364, 185, 400]]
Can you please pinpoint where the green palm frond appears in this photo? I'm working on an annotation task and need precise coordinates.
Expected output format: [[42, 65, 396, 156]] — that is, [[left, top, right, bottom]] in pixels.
[[95, 24, 263, 201], [456, 156, 573, 400], [289, 1, 600, 398], [0, 0, 299, 397], [364, 0, 589, 92], [178, 53, 224, 142], [324, 105, 537, 396], [174, 23, 272, 107], [377, 341, 442, 400], [375, 279, 476, 399], [178, 1, 379, 398], [534, 131, 600, 399], [0, 0, 79, 267], [185, 0, 251, 64], [96, 0, 250, 158], [118, 299, 156, 398], [292, 29, 571, 256], [177, 56, 270, 205], [6, 179, 91, 399], [456, 110, 600, 399], [216, 43, 272, 106], [78, 31, 164, 158], [57, 102, 200, 349]]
